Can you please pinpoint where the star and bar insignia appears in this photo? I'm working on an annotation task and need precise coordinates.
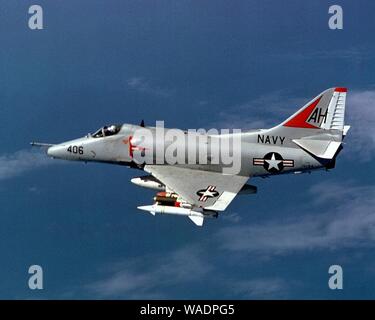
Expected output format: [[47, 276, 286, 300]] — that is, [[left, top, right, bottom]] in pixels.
[[197, 185, 219, 202], [253, 152, 294, 173]]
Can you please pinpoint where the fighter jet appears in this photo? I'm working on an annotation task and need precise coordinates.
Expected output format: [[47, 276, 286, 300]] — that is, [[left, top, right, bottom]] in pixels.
[[32, 88, 350, 226]]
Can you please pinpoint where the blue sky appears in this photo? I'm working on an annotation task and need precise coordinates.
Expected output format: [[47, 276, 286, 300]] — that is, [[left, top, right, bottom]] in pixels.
[[1, 0, 375, 299]]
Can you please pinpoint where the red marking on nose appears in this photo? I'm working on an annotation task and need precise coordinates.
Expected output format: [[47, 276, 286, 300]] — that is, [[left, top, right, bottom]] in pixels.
[[122, 136, 134, 158], [123, 135, 148, 159]]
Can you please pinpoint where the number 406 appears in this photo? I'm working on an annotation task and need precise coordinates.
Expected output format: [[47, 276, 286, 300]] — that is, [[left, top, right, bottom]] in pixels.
[[67, 145, 83, 154]]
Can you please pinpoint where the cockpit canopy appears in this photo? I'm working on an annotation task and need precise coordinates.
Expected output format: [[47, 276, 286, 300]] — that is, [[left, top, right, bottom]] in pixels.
[[92, 124, 122, 138]]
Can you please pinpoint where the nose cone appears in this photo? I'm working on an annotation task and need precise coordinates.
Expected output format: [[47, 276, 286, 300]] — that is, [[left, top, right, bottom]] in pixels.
[[47, 145, 66, 158]]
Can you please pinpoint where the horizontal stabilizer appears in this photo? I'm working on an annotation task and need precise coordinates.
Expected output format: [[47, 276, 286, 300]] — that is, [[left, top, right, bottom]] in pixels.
[[292, 139, 342, 159]]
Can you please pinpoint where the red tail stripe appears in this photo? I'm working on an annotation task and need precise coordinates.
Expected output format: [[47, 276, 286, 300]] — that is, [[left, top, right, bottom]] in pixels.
[[283, 96, 322, 129], [335, 87, 347, 93]]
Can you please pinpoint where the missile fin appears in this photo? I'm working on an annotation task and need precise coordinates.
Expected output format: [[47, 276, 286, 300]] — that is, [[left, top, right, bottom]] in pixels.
[[137, 205, 156, 216], [188, 215, 204, 227]]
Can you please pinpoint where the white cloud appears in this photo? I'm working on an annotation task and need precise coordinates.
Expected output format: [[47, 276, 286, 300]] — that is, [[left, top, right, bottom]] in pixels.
[[127, 77, 171, 98], [345, 89, 375, 161], [28, 186, 41, 194], [86, 246, 211, 298], [78, 181, 375, 299], [227, 278, 289, 299], [213, 90, 308, 130], [216, 181, 375, 254], [84, 244, 290, 299], [221, 212, 242, 223], [0, 149, 52, 181]]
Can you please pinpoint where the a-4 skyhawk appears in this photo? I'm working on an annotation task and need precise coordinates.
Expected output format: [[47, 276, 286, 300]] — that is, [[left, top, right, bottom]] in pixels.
[[32, 88, 350, 226]]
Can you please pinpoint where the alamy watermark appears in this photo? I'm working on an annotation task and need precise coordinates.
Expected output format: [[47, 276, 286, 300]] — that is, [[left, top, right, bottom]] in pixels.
[[328, 5, 343, 30], [28, 5, 44, 30], [328, 265, 343, 290], [128, 121, 243, 175], [28, 265, 43, 290]]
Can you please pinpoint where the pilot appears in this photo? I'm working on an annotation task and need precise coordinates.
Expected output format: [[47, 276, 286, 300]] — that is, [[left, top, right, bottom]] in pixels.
[[107, 125, 117, 133], [102, 125, 117, 136]]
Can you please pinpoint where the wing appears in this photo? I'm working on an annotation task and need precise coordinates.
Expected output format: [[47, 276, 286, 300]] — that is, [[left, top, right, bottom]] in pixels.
[[144, 165, 249, 211]]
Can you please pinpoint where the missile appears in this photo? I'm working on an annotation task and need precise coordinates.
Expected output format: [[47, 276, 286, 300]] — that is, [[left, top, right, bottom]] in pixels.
[[131, 175, 165, 191], [137, 204, 217, 226]]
